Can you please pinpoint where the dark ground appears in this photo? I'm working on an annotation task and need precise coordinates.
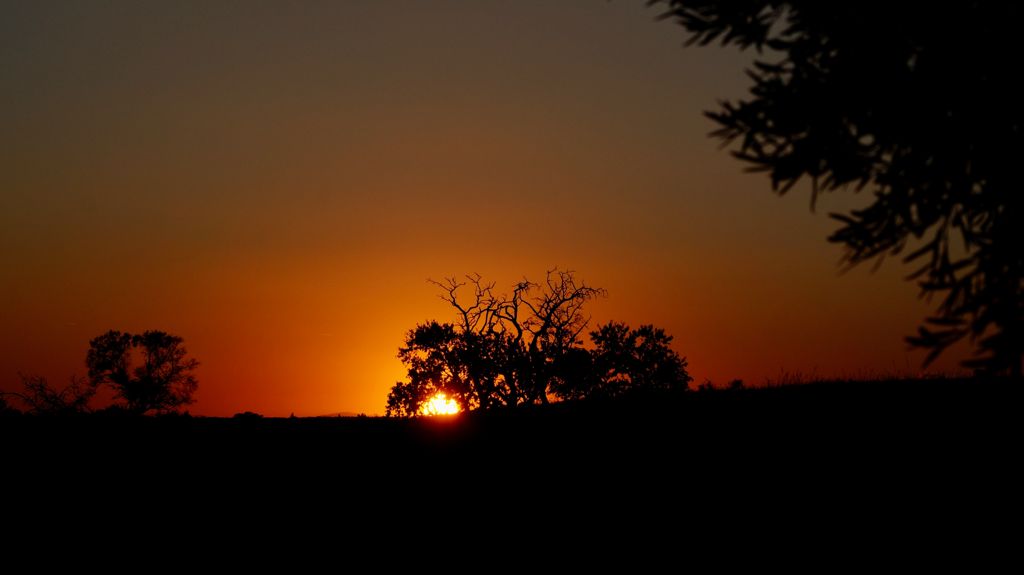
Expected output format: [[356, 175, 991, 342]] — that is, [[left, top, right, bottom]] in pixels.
[[3, 378, 1018, 556], [6, 378, 1018, 477]]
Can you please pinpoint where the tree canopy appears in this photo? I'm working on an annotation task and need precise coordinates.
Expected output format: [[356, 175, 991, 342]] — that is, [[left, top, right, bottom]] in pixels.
[[86, 330, 199, 414], [653, 1, 1023, 375], [386, 271, 691, 416]]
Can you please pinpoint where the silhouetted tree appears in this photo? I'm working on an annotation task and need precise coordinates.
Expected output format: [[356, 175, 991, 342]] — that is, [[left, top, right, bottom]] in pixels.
[[589, 322, 693, 397], [548, 346, 599, 401], [386, 270, 605, 416], [1, 374, 94, 415], [86, 330, 199, 415], [652, 1, 1023, 376], [387, 321, 472, 417], [386, 273, 693, 415]]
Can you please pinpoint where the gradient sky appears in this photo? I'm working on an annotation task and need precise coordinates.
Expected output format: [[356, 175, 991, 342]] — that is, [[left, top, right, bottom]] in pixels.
[[1, 1, 968, 416]]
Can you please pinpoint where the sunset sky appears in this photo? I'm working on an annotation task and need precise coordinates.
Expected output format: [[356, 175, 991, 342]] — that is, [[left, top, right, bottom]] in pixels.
[[1, 1, 968, 416]]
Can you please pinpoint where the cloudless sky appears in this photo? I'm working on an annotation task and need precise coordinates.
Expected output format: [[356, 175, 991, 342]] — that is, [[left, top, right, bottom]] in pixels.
[[1, 1, 967, 415]]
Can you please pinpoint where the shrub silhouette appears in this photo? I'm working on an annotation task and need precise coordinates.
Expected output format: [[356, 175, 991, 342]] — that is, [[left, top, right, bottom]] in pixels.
[[2, 374, 94, 416]]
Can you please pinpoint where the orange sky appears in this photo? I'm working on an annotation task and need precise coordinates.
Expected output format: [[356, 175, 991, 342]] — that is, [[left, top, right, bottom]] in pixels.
[[0, 1, 968, 416]]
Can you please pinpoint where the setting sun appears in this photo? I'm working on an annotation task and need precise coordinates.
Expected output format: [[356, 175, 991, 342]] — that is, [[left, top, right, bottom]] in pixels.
[[419, 393, 461, 416]]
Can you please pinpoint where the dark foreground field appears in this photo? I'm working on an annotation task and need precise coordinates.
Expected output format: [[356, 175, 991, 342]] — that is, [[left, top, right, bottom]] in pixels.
[[3, 378, 1019, 558], [6, 378, 1019, 476]]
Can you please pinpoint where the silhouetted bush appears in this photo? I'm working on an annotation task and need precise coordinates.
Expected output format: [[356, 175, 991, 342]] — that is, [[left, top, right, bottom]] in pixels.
[[233, 411, 264, 420], [3, 374, 94, 415]]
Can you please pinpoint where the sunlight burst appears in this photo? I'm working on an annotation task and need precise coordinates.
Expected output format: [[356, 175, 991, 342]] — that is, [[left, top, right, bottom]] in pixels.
[[419, 392, 460, 416]]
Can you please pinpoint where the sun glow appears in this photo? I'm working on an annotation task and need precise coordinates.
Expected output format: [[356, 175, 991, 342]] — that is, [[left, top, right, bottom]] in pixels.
[[419, 392, 461, 416]]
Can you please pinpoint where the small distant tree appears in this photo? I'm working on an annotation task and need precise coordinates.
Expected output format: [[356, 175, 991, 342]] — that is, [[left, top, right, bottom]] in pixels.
[[86, 330, 199, 415], [1, 374, 94, 416], [589, 322, 693, 397]]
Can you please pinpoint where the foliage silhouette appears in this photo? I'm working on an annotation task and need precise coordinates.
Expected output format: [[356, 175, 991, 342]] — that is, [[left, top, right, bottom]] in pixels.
[[86, 330, 199, 415], [386, 271, 691, 416], [387, 270, 605, 416], [233, 411, 264, 420], [652, 1, 1023, 376], [1, 374, 95, 415], [587, 322, 693, 398], [0, 394, 20, 416]]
